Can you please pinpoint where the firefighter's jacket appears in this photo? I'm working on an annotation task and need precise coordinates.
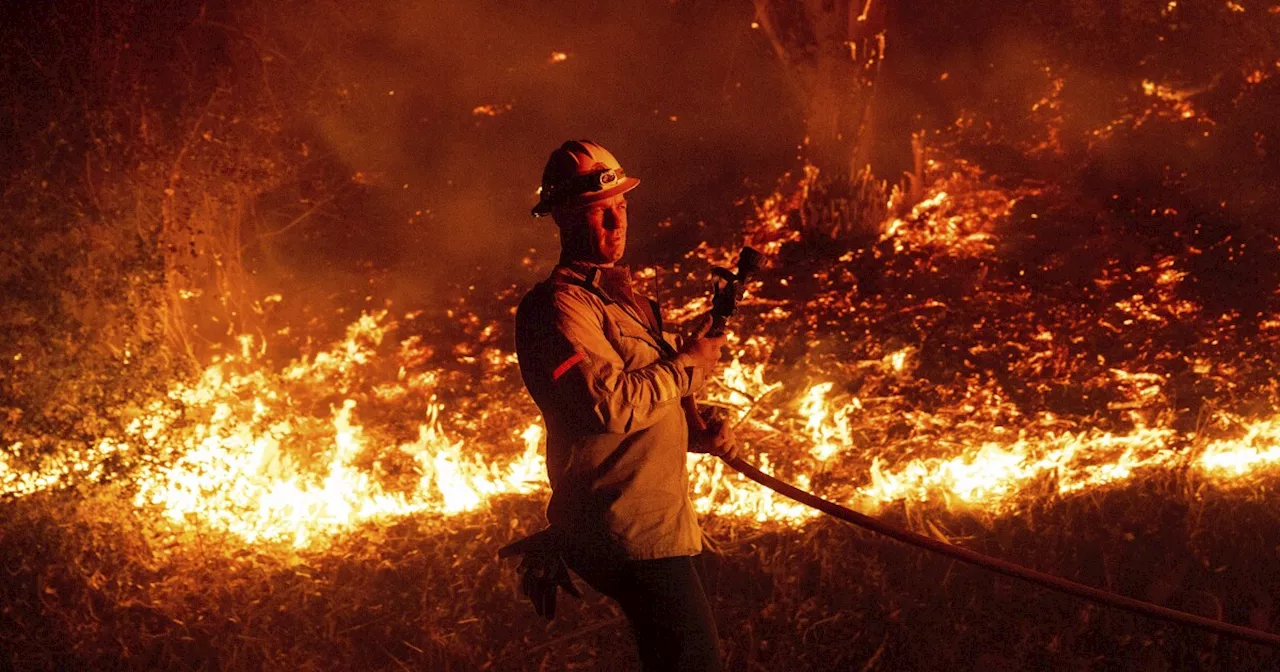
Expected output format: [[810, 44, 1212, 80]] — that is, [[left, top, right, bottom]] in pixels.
[[515, 262, 706, 560]]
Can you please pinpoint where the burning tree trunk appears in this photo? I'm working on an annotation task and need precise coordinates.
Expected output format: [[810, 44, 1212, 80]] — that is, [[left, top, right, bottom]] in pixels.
[[750, 0, 887, 180]]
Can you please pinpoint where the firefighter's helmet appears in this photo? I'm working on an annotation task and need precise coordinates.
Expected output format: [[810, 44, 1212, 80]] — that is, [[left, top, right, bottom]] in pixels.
[[531, 140, 640, 217]]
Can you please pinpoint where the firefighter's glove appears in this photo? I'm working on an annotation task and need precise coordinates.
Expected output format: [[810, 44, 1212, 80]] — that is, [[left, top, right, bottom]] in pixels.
[[690, 413, 739, 461], [679, 316, 729, 370], [498, 528, 581, 620]]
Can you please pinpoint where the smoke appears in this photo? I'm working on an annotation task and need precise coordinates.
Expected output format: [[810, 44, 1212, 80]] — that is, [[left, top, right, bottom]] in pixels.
[[251, 0, 800, 305], [10, 0, 1274, 333]]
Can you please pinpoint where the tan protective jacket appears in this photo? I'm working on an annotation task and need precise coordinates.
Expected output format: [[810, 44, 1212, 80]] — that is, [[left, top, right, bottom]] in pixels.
[[515, 262, 706, 560]]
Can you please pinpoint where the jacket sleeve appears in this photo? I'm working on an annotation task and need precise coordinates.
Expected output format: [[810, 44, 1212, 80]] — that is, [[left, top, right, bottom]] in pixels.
[[546, 289, 705, 435]]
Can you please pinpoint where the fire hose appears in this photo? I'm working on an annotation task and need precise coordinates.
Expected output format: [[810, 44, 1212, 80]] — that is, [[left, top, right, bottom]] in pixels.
[[495, 245, 1280, 648], [675, 247, 1280, 648], [722, 455, 1280, 648]]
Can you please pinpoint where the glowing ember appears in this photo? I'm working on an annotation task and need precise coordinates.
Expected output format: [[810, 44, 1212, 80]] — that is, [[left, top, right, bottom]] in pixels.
[[0, 438, 125, 498], [5, 154, 1280, 552], [471, 103, 513, 117]]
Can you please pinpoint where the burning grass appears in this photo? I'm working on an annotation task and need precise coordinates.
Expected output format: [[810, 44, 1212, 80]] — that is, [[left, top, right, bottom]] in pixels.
[[5, 146, 1280, 669], [5, 467, 1280, 670], [5, 0, 1280, 667]]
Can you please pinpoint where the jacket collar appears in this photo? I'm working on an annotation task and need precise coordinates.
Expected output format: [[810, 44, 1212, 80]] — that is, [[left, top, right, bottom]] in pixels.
[[552, 262, 632, 303], [551, 262, 667, 346]]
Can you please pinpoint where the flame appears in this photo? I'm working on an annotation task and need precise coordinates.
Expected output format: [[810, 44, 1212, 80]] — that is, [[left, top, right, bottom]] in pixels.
[[860, 423, 1177, 508], [1198, 417, 1280, 477], [6, 154, 1280, 552], [8, 299, 1280, 549], [5, 311, 550, 549], [689, 452, 817, 524], [129, 357, 550, 547], [800, 383, 858, 462]]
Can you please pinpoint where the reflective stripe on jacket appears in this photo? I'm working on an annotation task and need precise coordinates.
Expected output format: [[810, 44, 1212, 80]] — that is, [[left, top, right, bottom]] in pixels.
[[515, 262, 706, 560]]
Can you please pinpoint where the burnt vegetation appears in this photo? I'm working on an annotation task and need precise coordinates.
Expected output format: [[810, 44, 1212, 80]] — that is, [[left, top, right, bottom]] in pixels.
[[3, 0, 1280, 670]]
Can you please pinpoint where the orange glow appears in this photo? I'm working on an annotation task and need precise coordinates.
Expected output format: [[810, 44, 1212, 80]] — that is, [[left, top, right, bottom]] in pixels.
[[472, 103, 513, 117], [5, 156, 1280, 551]]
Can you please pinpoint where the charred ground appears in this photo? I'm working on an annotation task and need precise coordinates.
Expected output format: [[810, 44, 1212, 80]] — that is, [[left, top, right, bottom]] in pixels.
[[3, 1, 1280, 670]]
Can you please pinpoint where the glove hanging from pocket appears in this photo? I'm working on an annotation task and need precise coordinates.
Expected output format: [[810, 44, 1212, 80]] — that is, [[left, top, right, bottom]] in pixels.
[[499, 527, 582, 620]]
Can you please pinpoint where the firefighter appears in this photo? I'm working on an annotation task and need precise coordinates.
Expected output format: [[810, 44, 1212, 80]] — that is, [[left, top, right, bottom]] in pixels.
[[507, 140, 736, 671]]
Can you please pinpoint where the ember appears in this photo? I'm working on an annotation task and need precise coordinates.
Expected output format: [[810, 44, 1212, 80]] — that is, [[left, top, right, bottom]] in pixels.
[[6, 155, 1279, 544], [4, 0, 1280, 669]]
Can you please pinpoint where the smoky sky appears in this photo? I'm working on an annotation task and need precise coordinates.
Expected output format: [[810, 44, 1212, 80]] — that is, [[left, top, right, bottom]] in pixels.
[[266, 0, 799, 302], [11, 0, 1267, 321]]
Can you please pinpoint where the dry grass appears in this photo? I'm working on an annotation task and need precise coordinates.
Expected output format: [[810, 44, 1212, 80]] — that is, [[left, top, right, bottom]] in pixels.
[[3, 474, 1280, 671], [4, 2, 1280, 671]]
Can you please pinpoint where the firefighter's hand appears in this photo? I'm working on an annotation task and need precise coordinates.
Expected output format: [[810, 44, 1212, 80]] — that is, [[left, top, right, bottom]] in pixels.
[[691, 416, 738, 461], [679, 318, 728, 370]]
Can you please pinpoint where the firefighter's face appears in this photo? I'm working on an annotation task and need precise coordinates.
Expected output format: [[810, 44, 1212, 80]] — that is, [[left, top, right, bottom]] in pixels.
[[555, 194, 628, 265]]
